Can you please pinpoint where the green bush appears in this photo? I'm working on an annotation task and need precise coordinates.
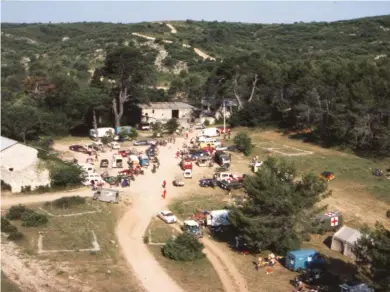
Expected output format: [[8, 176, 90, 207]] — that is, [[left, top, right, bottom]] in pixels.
[[162, 232, 205, 261], [204, 119, 210, 127], [6, 205, 32, 220], [129, 128, 138, 139], [1, 180, 12, 191], [233, 132, 252, 156], [21, 212, 48, 227], [50, 162, 85, 188], [8, 231, 24, 241], [46, 196, 86, 209], [165, 118, 180, 134], [1, 217, 17, 233]]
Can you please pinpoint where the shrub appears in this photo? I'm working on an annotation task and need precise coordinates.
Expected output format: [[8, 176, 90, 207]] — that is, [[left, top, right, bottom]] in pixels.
[[50, 162, 85, 188], [21, 185, 32, 193], [8, 231, 24, 241], [129, 128, 138, 139], [21, 211, 48, 227], [1, 217, 17, 233], [6, 205, 32, 220], [233, 132, 252, 156], [387, 209, 390, 218], [46, 196, 86, 209], [204, 119, 210, 127], [162, 232, 205, 261], [1, 180, 12, 191], [165, 118, 180, 134]]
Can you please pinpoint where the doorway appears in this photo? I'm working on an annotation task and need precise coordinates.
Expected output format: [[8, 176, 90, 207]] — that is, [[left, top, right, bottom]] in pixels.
[[172, 110, 179, 119]]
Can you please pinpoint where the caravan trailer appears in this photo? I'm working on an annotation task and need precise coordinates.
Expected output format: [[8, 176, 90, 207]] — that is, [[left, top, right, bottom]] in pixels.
[[93, 188, 120, 203], [89, 127, 115, 139]]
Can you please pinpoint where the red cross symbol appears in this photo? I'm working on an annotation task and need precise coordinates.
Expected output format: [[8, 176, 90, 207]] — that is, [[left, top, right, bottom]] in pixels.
[[331, 217, 338, 226]]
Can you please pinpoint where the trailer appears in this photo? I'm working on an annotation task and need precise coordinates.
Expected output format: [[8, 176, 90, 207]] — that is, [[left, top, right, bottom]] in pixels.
[[285, 249, 325, 271], [93, 188, 120, 203], [89, 127, 115, 139], [206, 210, 230, 227]]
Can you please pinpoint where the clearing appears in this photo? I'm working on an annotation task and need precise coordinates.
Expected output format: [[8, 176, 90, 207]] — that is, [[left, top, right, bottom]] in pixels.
[[146, 218, 225, 292], [2, 199, 144, 292]]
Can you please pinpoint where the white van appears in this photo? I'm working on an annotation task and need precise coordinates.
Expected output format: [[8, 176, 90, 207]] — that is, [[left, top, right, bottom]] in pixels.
[[197, 128, 220, 137], [83, 173, 104, 186], [93, 188, 120, 203], [89, 127, 115, 139], [78, 163, 95, 174]]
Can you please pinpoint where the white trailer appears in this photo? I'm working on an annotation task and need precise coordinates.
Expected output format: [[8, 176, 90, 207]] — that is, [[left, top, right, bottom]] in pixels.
[[93, 188, 120, 203], [206, 210, 230, 227], [197, 127, 220, 137], [89, 127, 115, 139]]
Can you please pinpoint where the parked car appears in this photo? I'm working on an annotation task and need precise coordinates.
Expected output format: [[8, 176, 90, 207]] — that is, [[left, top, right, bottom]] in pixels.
[[195, 124, 206, 129], [157, 210, 177, 224], [218, 180, 244, 191], [69, 145, 89, 153], [133, 140, 149, 146], [109, 142, 121, 150], [199, 178, 217, 188], [139, 123, 151, 131], [173, 176, 185, 187], [100, 159, 109, 168], [83, 173, 105, 186], [183, 169, 193, 179], [182, 220, 203, 238]]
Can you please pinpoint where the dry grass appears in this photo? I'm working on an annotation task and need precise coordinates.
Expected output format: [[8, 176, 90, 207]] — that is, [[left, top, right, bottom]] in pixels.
[[147, 217, 177, 243], [9, 199, 144, 292], [40, 201, 97, 216], [1, 272, 22, 292], [147, 219, 224, 292]]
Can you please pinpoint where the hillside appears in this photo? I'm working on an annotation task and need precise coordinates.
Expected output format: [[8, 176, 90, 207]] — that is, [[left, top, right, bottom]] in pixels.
[[1, 16, 390, 155]]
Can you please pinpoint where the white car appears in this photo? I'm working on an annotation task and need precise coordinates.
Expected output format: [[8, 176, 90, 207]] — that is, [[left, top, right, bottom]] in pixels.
[[195, 124, 205, 129], [109, 142, 121, 150], [83, 173, 105, 186], [157, 210, 177, 224]]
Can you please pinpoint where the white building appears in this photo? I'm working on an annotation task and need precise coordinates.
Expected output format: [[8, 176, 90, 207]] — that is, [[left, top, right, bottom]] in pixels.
[[1, 136, 51, 193], [139, 102, 195, 123]]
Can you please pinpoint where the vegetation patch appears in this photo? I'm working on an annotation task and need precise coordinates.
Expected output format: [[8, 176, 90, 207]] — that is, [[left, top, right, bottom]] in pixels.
[[162, 232, 205, 261], [147, 218, 176, 243]]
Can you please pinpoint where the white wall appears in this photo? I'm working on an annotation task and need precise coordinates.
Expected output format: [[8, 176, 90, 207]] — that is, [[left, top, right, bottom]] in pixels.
[[1, 144, 51, 193], [142, 108, 192, 121]]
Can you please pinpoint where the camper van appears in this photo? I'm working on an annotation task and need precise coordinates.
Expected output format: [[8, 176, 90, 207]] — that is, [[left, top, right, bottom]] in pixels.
[[112, 155, 123, 168], [89, 127, 115, 139], [197, 128, 220, 137], [206, 210, 230, 227], [78, 163, 95, 174], [93, 188, 120, 203]]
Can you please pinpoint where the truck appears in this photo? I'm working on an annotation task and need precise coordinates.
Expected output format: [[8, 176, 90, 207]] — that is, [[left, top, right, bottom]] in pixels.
[[181, 159, 193, 170], [197, 127, 220, 137], [206, 210, 230, 227], [93, 188, 120, 203], [89, 127, 115, 139], [214, 151, 231, 166], [213, 172, 243, 182], [285, 249, 325, 271]]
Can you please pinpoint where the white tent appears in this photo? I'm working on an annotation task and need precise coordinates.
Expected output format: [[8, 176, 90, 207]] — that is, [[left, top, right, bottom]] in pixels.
[[331, 226, 362, 259]]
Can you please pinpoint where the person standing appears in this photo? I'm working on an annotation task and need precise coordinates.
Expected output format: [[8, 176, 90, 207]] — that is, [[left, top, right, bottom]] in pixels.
[[162, 180, 166, 188], [162, 189, 167, 199]]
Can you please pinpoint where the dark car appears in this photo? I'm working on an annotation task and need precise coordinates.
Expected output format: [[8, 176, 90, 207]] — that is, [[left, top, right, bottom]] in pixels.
[[199, 178, 217, 188], [69, 145, 89, 153], [218, 180, 244, 191], [133, 140, 149, 146], [191, 151, 210, 160]]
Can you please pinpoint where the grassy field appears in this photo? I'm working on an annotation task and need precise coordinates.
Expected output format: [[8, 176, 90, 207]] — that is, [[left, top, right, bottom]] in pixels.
[[231, 128, 390, 202], [1, 272, 22, 292], [6, 199, 143, 292], [146, 219, 224, 292]]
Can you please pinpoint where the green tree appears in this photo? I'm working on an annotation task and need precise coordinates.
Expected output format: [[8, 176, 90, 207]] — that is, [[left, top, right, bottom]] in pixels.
[[233, 132, 252, 156], [165, 118, 180, 134], [354, 223, 390, 291], [162, 232, 205, 261], [229, 157, 329, 254], [102, 46, 152, 130]]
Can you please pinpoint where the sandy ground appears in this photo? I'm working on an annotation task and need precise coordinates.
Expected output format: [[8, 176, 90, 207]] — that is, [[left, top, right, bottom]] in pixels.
[[166, 23, 177, 34], [1, 129, 248, 292]]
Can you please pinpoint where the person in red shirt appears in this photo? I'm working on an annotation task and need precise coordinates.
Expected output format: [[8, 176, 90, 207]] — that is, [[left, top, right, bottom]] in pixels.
[[162, 189, 167, 199], [162, 180, 166, 188]]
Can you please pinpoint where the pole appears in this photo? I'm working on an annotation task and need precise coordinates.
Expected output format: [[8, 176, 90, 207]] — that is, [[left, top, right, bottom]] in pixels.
[[223, 99, 226, 133]]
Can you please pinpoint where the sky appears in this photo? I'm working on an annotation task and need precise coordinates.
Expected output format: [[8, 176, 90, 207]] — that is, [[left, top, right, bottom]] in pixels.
[[1, 1, 390, 24]]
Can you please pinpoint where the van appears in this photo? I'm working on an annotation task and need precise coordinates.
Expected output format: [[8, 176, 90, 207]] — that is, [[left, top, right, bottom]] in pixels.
[[78, 163, 95, 174], [214, 151, 231, 166], [89, 127, 115, 139], [93, 188, 120, 203], [112, 155, 123, 168], [197, 128, 220, 137], [83, 173, 104, 186]]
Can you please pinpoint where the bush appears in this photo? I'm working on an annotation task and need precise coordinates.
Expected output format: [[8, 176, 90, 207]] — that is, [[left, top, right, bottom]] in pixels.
[[1, 180, 12, 191], [204, 119, 210, 127], [233, 132, 252, 156], [8, 231, 24, 241], [50, 162, 85, 188], [21, 185, 32, 193], [1, 217, 17, 233], [129, 128, 138, 139], [21, 211, 48, 227], [165, 118, 180, 134], [46, 196, 86, 209], [387, 209, 390, 218], [6, 205, 32, 220], [162, 232, 205, 261]]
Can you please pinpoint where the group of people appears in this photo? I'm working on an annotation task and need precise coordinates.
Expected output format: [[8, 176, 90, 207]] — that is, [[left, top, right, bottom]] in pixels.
[[162, 179, 167, 199]]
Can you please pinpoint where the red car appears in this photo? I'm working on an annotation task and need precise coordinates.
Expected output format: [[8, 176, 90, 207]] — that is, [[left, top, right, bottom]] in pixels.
[[69, 145, 89, 154], [118, 150, 128, 158], [217, 126, 231, 135]]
